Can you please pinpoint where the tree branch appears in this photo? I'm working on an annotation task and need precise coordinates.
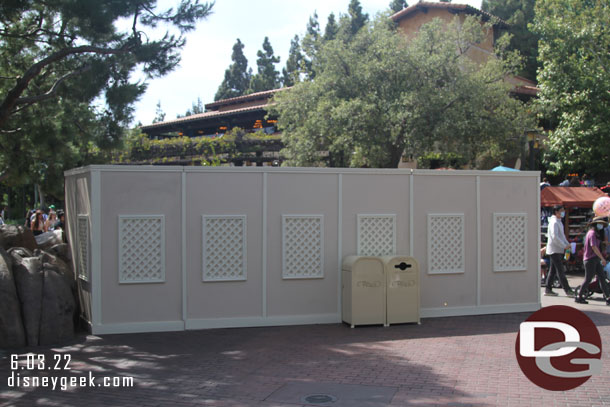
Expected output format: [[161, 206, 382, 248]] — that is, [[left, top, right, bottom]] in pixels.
[[15, 64, 92, 105], [0, 127, 22, 134], [0, 41, 135, 129]]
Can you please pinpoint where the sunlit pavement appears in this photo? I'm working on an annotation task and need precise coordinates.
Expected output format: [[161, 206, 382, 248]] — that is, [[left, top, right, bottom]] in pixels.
[[1, 276, 609, 407]]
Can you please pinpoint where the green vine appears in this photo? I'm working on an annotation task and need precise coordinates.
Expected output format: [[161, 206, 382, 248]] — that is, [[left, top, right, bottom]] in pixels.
[[117, 128, 282, 165]]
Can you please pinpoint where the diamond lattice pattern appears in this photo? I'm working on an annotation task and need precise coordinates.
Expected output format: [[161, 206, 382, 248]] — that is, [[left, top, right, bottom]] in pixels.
[[494, 214, 527, 271], [358, 215, 395, 256], [283, 216, 323, 279], [428, 214, 464, 274], [77, 216, 89, 280], [203, 216, 246, 281], [119, 216, 164, 283]]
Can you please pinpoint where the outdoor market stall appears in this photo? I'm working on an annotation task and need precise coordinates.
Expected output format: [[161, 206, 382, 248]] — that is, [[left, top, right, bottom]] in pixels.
[[540, 187, 607, 269]]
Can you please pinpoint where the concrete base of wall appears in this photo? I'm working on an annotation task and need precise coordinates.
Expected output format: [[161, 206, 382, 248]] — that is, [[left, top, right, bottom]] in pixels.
[[89, 303, 540, 335], [420, 302, 540, 318]]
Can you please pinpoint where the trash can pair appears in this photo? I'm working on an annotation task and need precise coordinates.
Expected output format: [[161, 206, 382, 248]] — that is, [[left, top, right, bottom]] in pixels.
[[342, 256, 420, 328]]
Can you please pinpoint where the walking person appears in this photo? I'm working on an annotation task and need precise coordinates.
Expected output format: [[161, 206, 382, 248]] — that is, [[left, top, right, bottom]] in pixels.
[[576, 217, 610, 305], [45, 211, 58, 231], [30, 210, 47, 236], [545, 205, 575, 297]]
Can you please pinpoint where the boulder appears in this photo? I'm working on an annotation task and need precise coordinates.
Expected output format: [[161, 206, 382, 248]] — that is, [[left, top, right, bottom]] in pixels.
[[0, 248, 26, 348], [35, 230, 63, 251], [11, 256, 43, 346], [38, 250, 75, 286], [7, 247, 34, 260], [0, 225, 37, 251], [48, 243, 72, 264], [39, 267, 76, 345]]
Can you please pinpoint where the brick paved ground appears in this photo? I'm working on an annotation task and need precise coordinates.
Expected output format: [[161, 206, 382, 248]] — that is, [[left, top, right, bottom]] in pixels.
[[1, 281, 609, 407]]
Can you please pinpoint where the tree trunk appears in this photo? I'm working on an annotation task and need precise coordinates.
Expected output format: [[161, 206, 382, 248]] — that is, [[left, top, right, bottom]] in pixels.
[[36, 184, 45, 208]]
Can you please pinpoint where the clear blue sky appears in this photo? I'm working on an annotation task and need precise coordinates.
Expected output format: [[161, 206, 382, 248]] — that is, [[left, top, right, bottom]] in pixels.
[[132, 0, 483, 126]]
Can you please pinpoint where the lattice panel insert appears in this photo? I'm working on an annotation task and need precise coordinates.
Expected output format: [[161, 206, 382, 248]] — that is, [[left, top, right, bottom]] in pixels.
[[203, 215, 247, 281], [494, 213, 527, 272], [77, 215, 89, 281], [427, 214, 465, 274], [282, 215, 324, 279], [357, 214, 396, 256], [119, 215, 165, 283]]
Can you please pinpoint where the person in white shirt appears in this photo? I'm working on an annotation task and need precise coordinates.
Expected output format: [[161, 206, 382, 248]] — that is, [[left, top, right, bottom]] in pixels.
[[545, 205, 575, 296]]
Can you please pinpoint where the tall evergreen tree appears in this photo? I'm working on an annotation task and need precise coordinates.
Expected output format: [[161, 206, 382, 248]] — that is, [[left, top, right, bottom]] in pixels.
[[215, 39, 251, 101], [301, 12, 321, 80], [481, 0, 538, 81], [178, 97, 204, 118], [249, 37, 281, 93], [153, 101, 166, 123], [389, 0, 408, 14], [301, 11, 321, 79], [282, 35, 303, 87], [323, 13, 339, 42], [338, 0, 370, 42], [348, 0, 369, 35]]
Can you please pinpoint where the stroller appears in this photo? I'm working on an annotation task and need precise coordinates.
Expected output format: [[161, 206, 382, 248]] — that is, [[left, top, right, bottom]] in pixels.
[[575, 265, 610, 298]]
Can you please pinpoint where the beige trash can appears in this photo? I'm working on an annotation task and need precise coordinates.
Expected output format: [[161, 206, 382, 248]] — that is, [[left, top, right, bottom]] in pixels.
[[342, 256, 386, 328], [381, 256, 420, 325]]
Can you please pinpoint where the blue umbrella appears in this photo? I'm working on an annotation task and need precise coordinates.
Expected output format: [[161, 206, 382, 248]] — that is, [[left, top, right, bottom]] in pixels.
[[491, 166, 519, 172]]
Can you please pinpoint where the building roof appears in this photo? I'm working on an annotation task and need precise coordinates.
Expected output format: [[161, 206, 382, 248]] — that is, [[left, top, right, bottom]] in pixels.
[[204, 88, 288, 111], [540, 186, 606, 207], [512, 85, 539, 97], [140, 104, 269, 131], [390, 1, 509, 28]]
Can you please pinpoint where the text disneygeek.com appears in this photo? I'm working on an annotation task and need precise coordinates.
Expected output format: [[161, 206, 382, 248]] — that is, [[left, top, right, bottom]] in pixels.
[[7, 354, 134, 391]]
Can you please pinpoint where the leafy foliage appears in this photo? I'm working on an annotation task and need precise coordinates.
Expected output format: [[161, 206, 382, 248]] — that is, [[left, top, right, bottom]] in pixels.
[[533, 0, 610, 176], [481, 0, 539, 81], [0, 0, 213, 199], [118, 128, 282, 165], [389, 0, 408, 14], [269, 14, 535, 168]]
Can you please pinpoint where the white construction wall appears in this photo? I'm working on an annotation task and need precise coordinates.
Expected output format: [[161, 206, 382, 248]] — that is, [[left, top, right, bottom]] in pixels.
[[64, 166, 540, 335]]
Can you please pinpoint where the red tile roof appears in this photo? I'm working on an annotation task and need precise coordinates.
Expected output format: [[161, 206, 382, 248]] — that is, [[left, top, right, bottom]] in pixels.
[[140, 104, 270, 130], [204, 88, 288, 110], [390, 2, 509, 28]]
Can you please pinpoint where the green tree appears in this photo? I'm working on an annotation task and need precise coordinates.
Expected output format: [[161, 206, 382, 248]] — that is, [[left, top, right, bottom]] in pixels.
[[215, 38, 251, 100], [323, 13, 339, 42], [269, 15, 534, 168], [282, 35, 303, 87], [177, 97, 203, 118], [389, 0, 408, 14], [153, 101, 166, 123], [338, 0, 369, 41], [533, 0, 610, 176], [301, 12, 321, 80], [481, 0, 539, 81], [0, 0, 213, 130], [249, 37, 281, 93], [0, 0, 213, 198]]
